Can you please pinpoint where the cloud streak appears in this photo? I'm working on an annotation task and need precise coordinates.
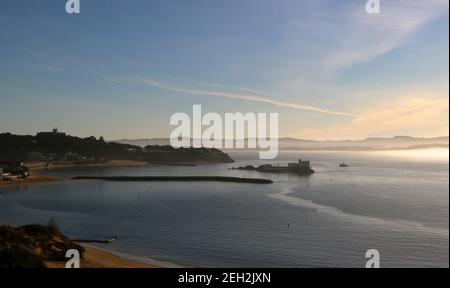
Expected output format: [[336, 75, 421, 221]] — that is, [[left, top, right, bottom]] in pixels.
[[324, 0, 449, 71], [284, 0, 449, 78], [133, 78, 354, 117]]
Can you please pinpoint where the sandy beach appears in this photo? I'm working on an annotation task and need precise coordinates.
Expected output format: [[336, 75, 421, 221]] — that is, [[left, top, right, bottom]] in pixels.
[[27, 159, 148, 170], [0, 160, 148, 188], [0, 174, 61, 188], [44, 246, 160, 268]]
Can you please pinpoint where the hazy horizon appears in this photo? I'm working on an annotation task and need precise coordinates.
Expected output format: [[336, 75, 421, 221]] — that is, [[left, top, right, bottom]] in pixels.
[[1, 129, 449, 143]]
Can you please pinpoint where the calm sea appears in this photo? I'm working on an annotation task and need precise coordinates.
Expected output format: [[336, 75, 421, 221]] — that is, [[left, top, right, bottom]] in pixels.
[[0, 149, 448, 267]]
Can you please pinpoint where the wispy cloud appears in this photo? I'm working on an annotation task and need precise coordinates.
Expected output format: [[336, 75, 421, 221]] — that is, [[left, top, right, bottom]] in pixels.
[[328, 0, 448, 70], [284, 0, 449, 77], [131, 77, 354, 117]]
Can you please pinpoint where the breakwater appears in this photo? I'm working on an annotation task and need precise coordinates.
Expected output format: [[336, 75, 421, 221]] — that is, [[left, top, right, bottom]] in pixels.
[[72, 176, 273, 184]]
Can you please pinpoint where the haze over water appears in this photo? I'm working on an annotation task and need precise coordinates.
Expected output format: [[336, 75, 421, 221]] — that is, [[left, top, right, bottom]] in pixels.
[[0, 149, 448, 267]]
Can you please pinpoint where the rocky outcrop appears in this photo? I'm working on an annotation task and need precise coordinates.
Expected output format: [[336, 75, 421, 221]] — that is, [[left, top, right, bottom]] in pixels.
[[0, 225, 84, 268]]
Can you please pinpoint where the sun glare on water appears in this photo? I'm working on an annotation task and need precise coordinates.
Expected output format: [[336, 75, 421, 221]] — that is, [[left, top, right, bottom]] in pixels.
[[380, 148, 449, 162]]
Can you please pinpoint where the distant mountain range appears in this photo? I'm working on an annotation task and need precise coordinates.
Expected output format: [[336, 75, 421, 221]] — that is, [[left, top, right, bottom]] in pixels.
[[113, 136, 449, 151]]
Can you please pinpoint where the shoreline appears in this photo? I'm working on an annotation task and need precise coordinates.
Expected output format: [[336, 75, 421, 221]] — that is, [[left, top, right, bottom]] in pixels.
[[44, 245, 168, 268], [0, 174, 62, 188], [27, 159, 148, 170], [1, 160, 148, 188], [78, 244, 183, 268]]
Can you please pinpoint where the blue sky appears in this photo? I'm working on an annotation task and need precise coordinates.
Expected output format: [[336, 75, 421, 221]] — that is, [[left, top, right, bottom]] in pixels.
[[0, 0, 448, 140]]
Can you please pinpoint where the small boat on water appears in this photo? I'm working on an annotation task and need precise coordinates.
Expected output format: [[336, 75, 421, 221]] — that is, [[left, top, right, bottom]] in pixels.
[[339, 162, 349, 168]]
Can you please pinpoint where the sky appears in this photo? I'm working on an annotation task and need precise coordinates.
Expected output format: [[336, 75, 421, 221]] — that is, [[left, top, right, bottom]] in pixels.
[[0, 0, 448, 140]]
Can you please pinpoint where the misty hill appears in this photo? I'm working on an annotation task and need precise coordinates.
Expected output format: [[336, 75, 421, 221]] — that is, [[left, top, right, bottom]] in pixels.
[[271, 136, 449, 151], [114, 136, 449, 151], [0, 131, 234, 164]]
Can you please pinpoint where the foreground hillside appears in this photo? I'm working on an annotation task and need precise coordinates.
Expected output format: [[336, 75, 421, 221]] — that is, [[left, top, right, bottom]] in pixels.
[[0, 224, 83, 268], [0, 224, 157, 268]]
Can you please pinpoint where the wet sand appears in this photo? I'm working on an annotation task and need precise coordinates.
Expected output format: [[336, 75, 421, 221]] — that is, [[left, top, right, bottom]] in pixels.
[[44, 246, 160, 268], [1, 160, 148, 188], [27, 159, 148, 170], [0, 174, 61, 188]]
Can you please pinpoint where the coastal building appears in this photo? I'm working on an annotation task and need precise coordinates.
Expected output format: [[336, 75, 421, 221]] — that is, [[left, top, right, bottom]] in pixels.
[[288, 159, 311, 169], [26, 152, 47, 162], [36, 128, 66, 138], [0, 161, 30, 177], [65, 153, 82, 161], [253, 159, 314, 175]]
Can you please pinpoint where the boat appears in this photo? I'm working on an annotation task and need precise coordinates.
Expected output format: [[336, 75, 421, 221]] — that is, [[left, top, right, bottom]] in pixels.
[[339, 162, 349, 168]]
